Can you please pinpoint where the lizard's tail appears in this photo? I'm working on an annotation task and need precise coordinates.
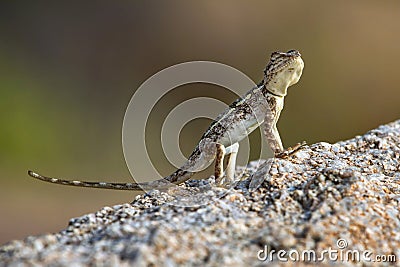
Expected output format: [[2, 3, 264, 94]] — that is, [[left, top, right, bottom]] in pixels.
[[27, 168, 194, 191]]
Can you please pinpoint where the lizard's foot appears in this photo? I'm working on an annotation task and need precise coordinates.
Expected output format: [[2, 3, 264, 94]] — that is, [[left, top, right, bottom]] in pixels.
[[215, 175, 233, 188], [275, 141, 307, 158]]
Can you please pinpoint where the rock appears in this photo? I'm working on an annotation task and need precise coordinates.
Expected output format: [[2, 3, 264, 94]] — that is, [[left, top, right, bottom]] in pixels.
[[1, 120, 400, 266]]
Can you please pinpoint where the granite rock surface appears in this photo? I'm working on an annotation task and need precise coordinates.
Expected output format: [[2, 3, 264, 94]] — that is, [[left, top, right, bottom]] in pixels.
[[1, 120, 399, 266]]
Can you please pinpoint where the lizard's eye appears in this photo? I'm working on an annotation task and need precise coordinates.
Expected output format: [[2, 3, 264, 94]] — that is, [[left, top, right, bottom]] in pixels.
[[288, 68, 295, 72]]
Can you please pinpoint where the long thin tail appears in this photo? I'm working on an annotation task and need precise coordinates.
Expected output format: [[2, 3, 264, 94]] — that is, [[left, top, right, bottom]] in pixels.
[[27, 168, 194, 191]]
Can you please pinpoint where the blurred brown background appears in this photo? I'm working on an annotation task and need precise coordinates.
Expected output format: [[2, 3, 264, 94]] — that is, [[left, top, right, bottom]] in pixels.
[[1, 1, 399, 245]]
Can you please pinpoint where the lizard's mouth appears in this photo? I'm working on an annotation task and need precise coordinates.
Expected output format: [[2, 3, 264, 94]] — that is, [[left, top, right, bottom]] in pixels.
[[278, 56, 303, 72]]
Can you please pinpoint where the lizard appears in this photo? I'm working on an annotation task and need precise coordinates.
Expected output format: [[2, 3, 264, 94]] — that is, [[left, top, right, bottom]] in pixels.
[[28, 49, 305, 191]]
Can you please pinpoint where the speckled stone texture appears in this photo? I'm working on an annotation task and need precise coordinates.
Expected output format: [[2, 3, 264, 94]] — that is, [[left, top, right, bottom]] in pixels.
[[1, 120, 399, 266]]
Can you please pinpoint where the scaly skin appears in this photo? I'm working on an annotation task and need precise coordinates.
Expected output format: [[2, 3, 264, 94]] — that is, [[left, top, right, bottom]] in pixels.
[[28, 50, 305, 190]]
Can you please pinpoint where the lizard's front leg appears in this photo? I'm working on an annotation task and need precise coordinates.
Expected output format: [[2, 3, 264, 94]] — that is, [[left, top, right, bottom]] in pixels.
[[263, 111, 284, 154], [263, 111, 305, 158]]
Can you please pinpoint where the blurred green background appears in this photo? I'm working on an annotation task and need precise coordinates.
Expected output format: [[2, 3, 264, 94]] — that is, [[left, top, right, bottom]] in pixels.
[[1, 1, 399, 245]]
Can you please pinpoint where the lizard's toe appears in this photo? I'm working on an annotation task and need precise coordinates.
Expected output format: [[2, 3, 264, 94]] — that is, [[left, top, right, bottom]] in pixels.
[[215, 175, 235, 188], [275, 151, 290, 158], [274, 141, 307, 158]]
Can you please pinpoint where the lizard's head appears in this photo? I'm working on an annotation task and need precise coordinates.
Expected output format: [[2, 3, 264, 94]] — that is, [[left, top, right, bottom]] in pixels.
[[264, 49, 304, 96]]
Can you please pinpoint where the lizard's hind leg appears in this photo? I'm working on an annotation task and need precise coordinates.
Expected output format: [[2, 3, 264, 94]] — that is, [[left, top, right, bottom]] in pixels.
[[215, 142, 239, 187], [214, 143, 226, 184], [224, 142, 239, 184]]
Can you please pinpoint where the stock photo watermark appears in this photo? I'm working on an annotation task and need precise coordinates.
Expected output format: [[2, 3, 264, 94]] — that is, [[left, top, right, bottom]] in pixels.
[[257, 238, 397, 263]]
